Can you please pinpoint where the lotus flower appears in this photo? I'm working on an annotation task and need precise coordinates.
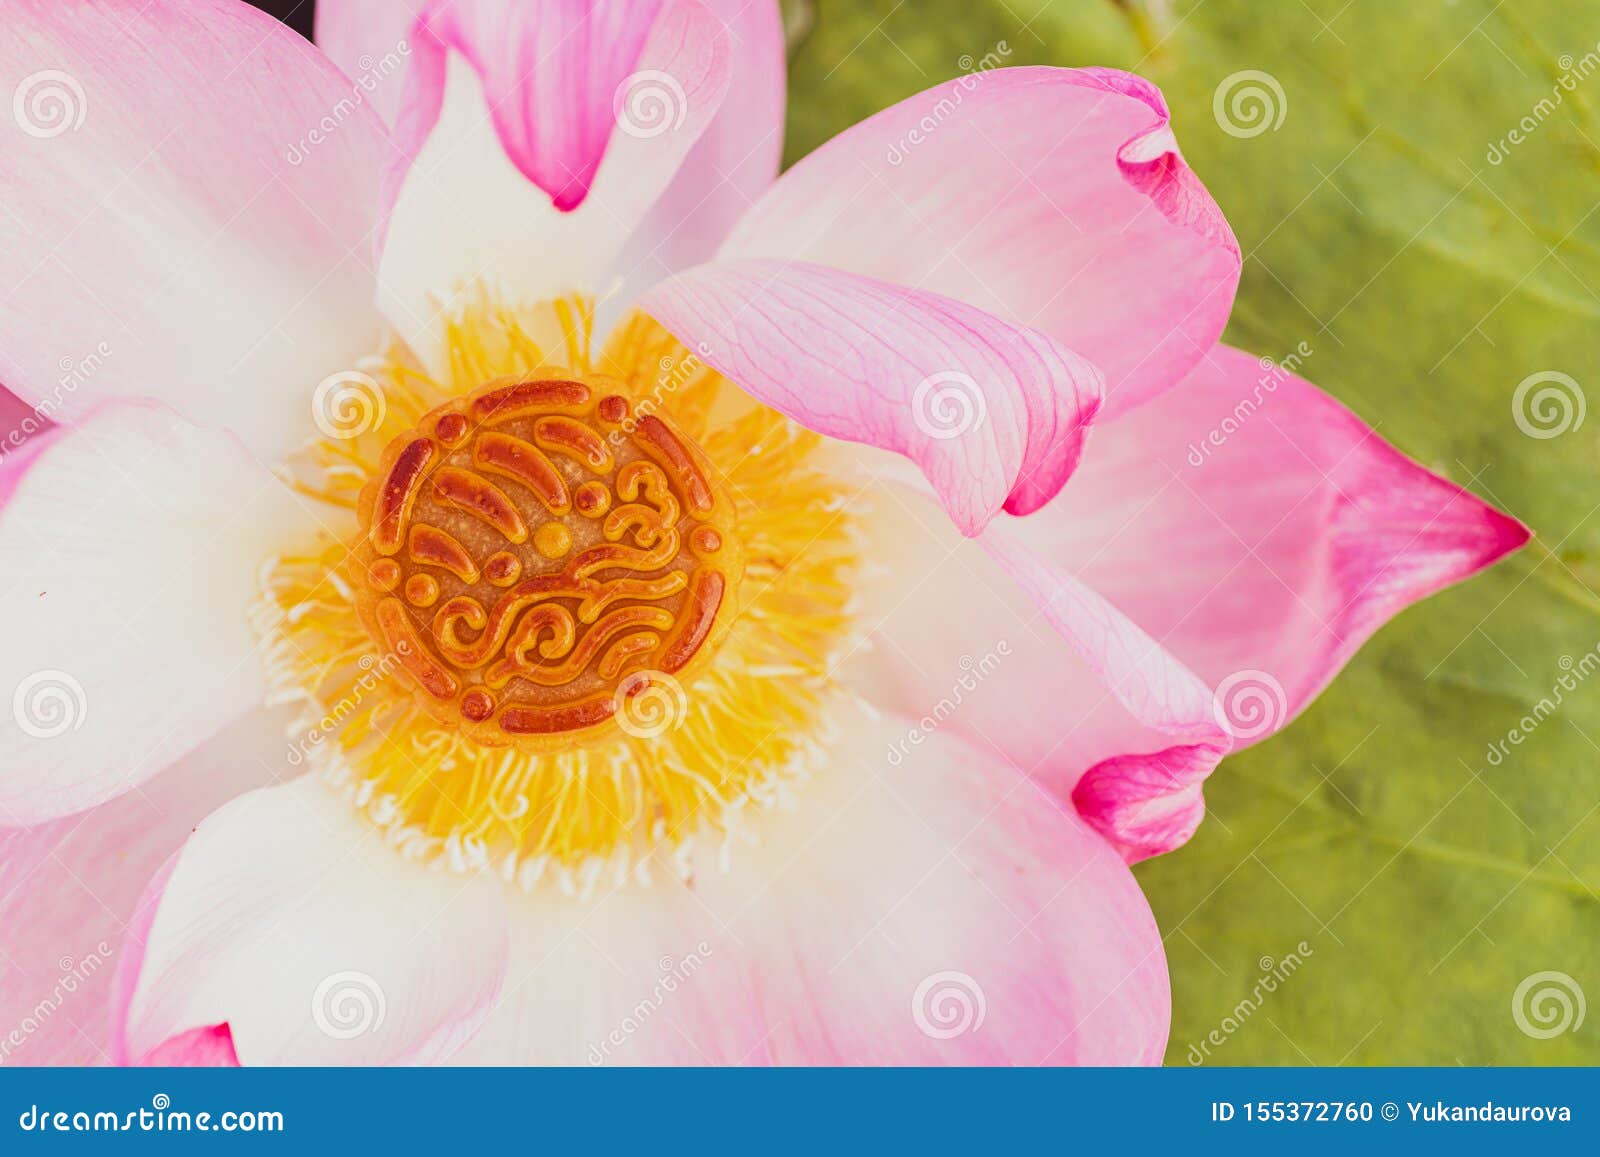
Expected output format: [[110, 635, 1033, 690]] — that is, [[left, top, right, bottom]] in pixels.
[[0, 0, 1526, 1066]]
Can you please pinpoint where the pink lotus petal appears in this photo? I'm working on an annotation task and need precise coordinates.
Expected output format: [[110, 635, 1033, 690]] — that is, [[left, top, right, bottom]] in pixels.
[[450, 706, 1167, 1064], [112, 847, 240, 1067], [0, 386, 40, 468], [0, 710, 291, 1066], [979, 526, 1231, 861], [640, 258, 1104, 535], [1023, 343, 1531, 742], [0, 403, 319, 825], [377, 0, 732, 364], [843, 339, 1526, 860], [116, 777, 509, 1066], [720, 66, 1240, 419], [615, 0, 787, 293], [139, 1025, 239, 1067], [408, 0, 671, 211], [110, 850, 182, 1065], [0, 0, 389, 463], [314, 0, 421, 130], [318, 0, 781, 302], [842, 483, 1228, 862], [0, 418, 62, 507]]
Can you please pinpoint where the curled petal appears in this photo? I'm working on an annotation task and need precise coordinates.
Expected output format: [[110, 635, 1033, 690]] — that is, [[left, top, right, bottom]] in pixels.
[[980, 525, 1230, 861], [844, 483, 1229, 862], [640, 259, 1103, 535], [721, 66, 1240, 418]]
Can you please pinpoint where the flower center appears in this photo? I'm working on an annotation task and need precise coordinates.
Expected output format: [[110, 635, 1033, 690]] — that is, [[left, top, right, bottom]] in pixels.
[[256, 296, 861, 891], [351, 375, 742, 748]]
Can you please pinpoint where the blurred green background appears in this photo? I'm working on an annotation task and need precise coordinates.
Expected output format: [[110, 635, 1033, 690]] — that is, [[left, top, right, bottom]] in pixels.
[[779, 0, 1598, 1064]]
